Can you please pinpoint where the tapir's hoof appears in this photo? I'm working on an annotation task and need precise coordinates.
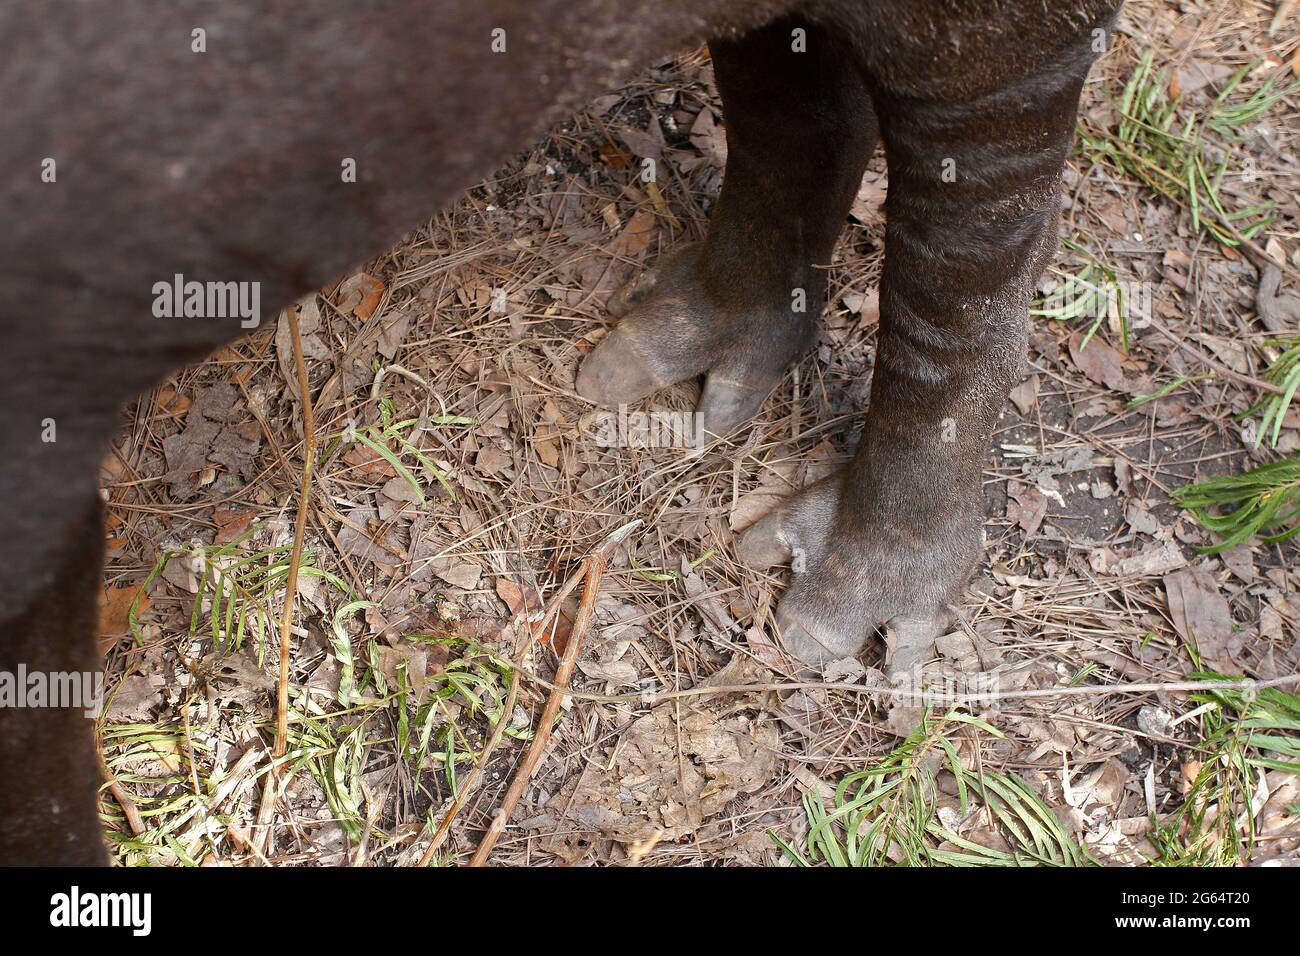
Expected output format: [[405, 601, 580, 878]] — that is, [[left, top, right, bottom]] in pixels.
[[574, 326, 667, 406], [736, 476, 839, 569], [735, 473, 958, 674], [735, 509, 792, 568], [775, 603, 868, 665], [775, 595, 945, 674], [605, 265, 661, 318], [575, 242, 813, 441], [881, 617, 943, 678], [696, 376, 772, 440]]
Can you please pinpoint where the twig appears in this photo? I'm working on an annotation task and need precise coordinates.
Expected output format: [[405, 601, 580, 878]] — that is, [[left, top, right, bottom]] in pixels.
[[352, 773, 395, 866], [371, 363, 431, 403], [1143, 315, 1286, 396], [468, 568, 602, 866], [467, 520, 640, 866], [252, 773, 279, 858], [170, 747, 264, 832], [96, 749, 146, 837], [275, 305, 317, 758], [502, 666, 1300, 706], [255, 303, 317, 860], [414, 527, 632, 866], [416, 670, 520, 866], [442, 624, 1300, 705]]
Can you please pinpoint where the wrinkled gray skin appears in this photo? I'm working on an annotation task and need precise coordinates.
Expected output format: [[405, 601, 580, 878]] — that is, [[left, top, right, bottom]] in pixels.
[[0, 0, 1122, 863]]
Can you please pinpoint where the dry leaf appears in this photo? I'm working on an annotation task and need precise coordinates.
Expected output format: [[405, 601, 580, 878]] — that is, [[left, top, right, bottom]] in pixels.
[[849, 173, 887, 223], [537, 658, 776, 845], [1068, 330, 1133, 393], [275, 297, 330, 386], [610, 208, 656, 260], [212, 506, 257, 545], [99, 584, 149, 645], [688, 107, 727, 166], [337, 273, 385, 319], [431, 558, 482, 591], [1007, 484, 1049, 536], [1009, 374, 1039, 415], [534, 437, 559, 468], [1163, 569, 1235, 665], [104, 675, 165, 722], [495, 578, 541, 619]]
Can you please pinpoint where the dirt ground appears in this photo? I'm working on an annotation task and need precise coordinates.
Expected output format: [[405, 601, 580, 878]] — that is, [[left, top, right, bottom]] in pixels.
[[97, 0, 1300, 866]]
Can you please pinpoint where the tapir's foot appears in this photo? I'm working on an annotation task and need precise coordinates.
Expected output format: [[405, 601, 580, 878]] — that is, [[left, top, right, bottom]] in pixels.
[[576, 243, 815, 439], [737, 474, 979, 677]]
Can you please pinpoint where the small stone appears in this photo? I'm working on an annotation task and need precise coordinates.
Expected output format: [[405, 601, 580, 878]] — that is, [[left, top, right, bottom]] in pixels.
[[1137, 705, 1175, 739]]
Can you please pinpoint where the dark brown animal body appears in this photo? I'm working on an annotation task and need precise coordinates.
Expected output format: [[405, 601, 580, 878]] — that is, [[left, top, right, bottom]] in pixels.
[[1, 0, 1122, 863]]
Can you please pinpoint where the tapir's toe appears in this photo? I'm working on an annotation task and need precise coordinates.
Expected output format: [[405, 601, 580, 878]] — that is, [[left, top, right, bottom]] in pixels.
[[739, 477, 871, 665], [575, 326, 669, 406], [735, 509, 792, 569], [577, 242, 812, 438], [774, 595, 945, 673], [774, 601, 868, 665], [736, 475, 840, 570], [697, 374, 773, 440], [736, 472, 954, 674], [881, 616, 945, 678]]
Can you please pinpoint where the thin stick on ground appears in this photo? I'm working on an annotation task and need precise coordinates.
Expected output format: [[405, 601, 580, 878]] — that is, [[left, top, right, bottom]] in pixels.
[[416, 668, 520, 866], [275, 305, 318, 758], [1144, 314, 1287, 397], [414, 529, 626, 866], [254, 304, 318, 859], [466, 519, 641, 867], [503, 669, 1300, 705], [96, 749, 145, 837]]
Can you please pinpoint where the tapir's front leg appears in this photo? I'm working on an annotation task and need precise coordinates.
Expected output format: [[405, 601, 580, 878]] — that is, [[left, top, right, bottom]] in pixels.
[[577, 18, 879, 437], [741, 13, 1118, 671]]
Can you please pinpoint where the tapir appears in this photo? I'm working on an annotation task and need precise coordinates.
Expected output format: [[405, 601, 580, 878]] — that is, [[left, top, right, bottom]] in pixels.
[[1, 0, 1123, 863]]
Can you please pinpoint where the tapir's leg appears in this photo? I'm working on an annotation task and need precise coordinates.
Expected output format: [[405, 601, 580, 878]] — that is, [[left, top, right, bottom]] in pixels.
[[577, 19, 879, 437], [0, 498, 110, 865], [740, 3, 1122, 671]]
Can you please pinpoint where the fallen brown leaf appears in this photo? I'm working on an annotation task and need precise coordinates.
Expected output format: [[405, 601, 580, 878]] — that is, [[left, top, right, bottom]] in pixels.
[[99, 584, 149, 651], [337, 272, 385, 319], [212, 506, 258, 546], [1068, 330, 1133, 394], [1163, 569, 1237, 667]]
